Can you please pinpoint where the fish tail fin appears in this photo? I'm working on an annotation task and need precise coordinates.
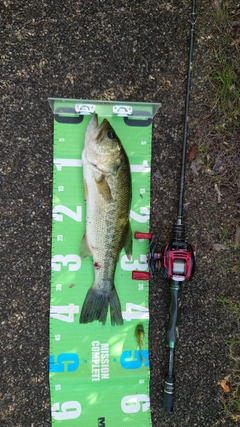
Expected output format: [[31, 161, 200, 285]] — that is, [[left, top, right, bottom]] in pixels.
[[79, 287, 109, 325], [109, 287, 123, 326], [79, 285, 123, 326]]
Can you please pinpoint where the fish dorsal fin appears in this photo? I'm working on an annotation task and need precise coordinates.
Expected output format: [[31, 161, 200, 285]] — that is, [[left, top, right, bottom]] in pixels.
[[95, 175, 113, 201]]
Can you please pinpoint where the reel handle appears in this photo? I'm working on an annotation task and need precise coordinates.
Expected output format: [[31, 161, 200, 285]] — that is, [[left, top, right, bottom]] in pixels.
[[132, 232, 161, 278], [132, 271, 150, 280], [134, 232, 153, 240]]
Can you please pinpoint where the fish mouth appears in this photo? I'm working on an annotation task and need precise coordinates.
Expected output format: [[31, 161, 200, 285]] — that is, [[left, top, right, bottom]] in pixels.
[[87, 113, 98, 134], [87, 114, 110, 142], [96, 119, 109, 141]]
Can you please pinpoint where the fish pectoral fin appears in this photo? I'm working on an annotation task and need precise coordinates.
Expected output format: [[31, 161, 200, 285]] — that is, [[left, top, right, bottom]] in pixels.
[[124, 221, 132, 260], [112, 157, 122, 175], [95, 175, 113, 201], [80, 233, 92, 258]]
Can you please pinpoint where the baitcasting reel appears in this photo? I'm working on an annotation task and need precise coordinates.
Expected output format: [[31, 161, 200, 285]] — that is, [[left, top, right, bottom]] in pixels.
[[132, 229, 195, 283]]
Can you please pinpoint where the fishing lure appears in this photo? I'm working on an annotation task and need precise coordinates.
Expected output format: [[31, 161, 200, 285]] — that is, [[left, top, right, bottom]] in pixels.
[[134, 323, 145, 359]]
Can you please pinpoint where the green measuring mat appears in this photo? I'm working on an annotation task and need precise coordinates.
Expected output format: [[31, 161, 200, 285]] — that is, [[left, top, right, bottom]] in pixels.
[[49, 99, 160, 426]]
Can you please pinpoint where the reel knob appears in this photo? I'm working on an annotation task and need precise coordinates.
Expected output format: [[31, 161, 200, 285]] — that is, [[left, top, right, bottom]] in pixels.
[[134, 232, 153, 240], [132, 271, 150, 280]]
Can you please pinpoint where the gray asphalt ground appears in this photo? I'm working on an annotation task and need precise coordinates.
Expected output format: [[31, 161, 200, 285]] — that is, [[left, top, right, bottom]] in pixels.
[[1, 1, 239, 426]]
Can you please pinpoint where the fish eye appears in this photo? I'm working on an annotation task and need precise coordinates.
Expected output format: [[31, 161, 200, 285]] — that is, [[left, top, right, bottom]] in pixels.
[[108, 130, 115, 139]]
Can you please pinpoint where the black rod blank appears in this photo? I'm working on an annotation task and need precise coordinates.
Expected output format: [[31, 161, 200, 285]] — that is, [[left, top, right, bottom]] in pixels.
[[177, 0, 197, 221]]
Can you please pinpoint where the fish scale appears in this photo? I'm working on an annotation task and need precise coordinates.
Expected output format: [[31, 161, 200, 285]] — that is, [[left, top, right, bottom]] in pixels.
[[79, 114, 132, 326]]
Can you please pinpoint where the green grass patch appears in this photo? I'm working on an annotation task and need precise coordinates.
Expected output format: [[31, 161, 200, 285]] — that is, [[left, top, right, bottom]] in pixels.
[[210, 1, 240, 127], [209, 55, 239, 125], [198, 2, 240, 192], [219, 298, 240, 321]]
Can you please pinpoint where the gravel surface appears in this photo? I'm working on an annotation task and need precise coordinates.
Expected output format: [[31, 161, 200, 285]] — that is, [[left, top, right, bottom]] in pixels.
[[1, 1, 239, 426]]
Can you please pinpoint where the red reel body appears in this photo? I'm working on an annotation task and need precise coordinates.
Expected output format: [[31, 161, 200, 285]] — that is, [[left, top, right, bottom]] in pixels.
[[132, 232, 195, 282], [161, 242, 195, 282]]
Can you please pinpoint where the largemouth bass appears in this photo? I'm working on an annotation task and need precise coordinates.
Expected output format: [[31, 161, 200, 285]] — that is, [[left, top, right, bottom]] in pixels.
[[79, 114, 132, 326]]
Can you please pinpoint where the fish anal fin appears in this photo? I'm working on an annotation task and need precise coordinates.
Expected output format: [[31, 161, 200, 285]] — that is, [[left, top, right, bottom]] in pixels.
[[124, 221, 132, 260], [96, 176, 113, 201], [80, 233, 92, 258]]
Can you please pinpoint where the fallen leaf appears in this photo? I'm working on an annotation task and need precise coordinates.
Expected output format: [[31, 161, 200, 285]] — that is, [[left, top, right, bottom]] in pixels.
[[190, 161, 199, 176], [213, 0, 223, 12], [219, 379, 230, 393], [231, 265, 239, 272], [212, 243, 228, 251], [190, 158, 203, 176], [69, 283, 75, 288], [187, 144, 198, 162], [213, 154, 223, 172]]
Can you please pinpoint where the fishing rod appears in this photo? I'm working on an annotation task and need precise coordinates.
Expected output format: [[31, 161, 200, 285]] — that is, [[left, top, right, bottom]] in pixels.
[[132, 0, 196, 413]]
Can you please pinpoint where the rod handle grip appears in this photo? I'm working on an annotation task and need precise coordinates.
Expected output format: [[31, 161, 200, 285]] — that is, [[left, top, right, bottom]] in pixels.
[[164, 374, 175, 413], [168, 282, 181, 343]]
